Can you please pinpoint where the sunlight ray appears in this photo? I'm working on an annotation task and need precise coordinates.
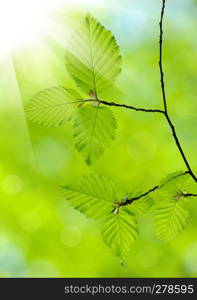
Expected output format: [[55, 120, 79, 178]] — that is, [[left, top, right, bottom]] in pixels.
[[0, 54, 35, 166]]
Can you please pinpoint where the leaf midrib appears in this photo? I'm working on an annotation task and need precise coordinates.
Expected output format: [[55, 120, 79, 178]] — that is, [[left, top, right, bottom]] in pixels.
[[26, 100, 85, 111], [86, 17, 98, 98]]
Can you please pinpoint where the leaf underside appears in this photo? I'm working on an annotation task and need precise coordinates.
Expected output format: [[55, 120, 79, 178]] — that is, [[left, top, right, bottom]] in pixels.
[[155, 199, 189, 242], [73, 104, 117, 165], [61, 174, 117, 219], [66, 13, 121, 96], [101, 208, 138, 260], [25, 87, 82, 127]]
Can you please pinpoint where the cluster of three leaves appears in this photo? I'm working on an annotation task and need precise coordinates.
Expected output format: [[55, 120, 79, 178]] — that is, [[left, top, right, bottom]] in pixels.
[[25, 13, 141, 260], [25, 14, 121, 165], [25, 14, 191, 260], [62, 172, 190, 259]]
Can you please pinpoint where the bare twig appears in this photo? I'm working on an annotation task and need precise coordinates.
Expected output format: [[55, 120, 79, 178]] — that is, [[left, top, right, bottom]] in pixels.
[[158, 0, 197, 183], [84, 99, 164, 114], [98, 99, 164, 113], [159, 0, 168, 113], [183, 193, 197, 198], [119, 186, 159, 207]]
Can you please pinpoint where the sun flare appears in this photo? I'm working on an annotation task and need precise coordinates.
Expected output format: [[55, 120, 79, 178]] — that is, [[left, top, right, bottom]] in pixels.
[[0, 0, 80, 54]]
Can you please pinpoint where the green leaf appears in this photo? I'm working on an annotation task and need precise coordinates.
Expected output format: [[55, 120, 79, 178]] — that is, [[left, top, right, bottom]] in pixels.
[[25, 87, 82, 127], [73, 104, 117, 165], [66, 14, 121, 96], [61, 174, 117, 219], [155, 198, 189, 242], [101, 208, 138, 260]]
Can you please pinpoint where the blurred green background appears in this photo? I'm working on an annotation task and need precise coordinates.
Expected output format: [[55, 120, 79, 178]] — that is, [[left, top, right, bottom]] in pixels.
[[0, 0, 197, 277]]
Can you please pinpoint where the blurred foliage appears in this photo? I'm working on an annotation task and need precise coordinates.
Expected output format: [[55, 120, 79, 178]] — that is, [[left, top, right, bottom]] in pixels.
[[0, 0, 197, 277]]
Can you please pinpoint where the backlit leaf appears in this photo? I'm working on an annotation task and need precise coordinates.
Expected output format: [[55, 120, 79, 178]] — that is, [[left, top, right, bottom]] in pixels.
[[73, 104, 117, 164], [101, 208, 138, 260], [25, 87, 82, 127], [66, 14, 121, 96], [61, 174, 117, 219]]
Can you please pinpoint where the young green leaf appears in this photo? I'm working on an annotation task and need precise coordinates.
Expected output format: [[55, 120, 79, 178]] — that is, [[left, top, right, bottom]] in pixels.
[[101, 208, 138, 260], [73, 104, 117, 165], [66, 14, 121, 96], [155, 198, 189, 242], [25, 87, 82, 127], [61, 174, 117, 219]]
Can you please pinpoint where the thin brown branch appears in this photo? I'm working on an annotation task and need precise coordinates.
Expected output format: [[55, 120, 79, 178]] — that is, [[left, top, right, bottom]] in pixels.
[[183, 193, 197, 198], [120, 185, 159, 207], [118, 171, 189, 207], [159, 0, 167, 113], [84, 98, 164, 113], [84, 0, 197, 184], [164, 115, 197, 182], [158, 0, 197, 183], [99, 99, 164, 113]]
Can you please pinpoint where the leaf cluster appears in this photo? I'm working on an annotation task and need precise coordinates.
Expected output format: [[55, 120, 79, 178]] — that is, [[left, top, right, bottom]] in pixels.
[[25, 14, 195, 261], [26, 14, 121, 165]]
